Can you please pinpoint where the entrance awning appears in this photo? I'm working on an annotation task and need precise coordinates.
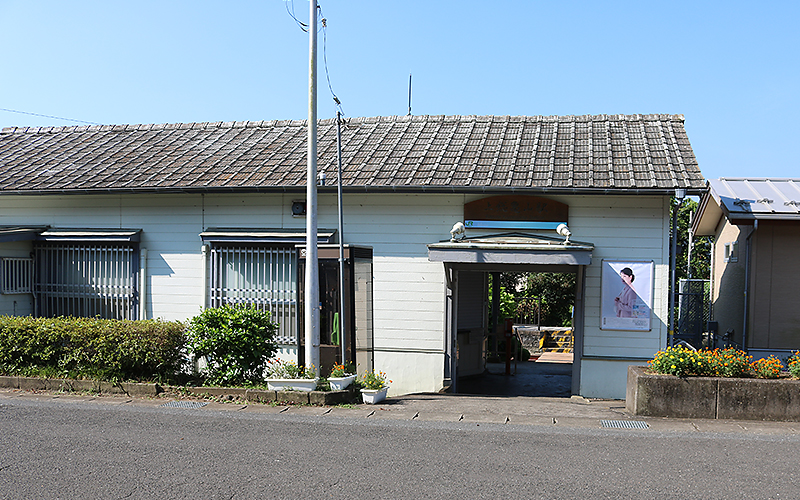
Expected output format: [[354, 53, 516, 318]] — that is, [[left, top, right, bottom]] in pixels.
[[427, 233, 593, 266]]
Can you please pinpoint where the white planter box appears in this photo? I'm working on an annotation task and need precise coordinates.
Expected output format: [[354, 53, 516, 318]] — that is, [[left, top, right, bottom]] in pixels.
[[361, 387, 389, 404], [328, 374, 356, 391], [266, 378, 318, 392]]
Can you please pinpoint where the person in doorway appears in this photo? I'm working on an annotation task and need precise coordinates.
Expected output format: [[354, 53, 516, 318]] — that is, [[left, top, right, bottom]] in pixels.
[[614, 267, 637, 318]]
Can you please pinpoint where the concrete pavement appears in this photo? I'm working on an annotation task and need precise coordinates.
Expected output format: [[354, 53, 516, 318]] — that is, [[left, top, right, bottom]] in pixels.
[[3, 386, 800, 436], [2, 354, 799, 435]]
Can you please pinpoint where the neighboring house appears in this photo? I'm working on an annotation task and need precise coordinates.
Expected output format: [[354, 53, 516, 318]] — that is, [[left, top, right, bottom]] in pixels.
[[692, 178, 800, 359], [0, 114, 705, 399]]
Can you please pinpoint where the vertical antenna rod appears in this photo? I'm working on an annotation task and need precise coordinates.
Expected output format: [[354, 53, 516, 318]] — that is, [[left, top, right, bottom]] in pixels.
[[408, 73, 412, 116]]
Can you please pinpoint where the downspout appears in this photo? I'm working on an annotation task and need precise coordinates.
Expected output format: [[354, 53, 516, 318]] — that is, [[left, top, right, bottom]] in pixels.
[[201, 244, 209, 310], [742, 220, 758, 351], [139, 248, 147, 320]]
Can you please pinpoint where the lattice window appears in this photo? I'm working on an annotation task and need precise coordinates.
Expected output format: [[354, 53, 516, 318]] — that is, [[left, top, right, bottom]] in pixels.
[[1, 257, 34, 294], [209, 245, 297, 344]]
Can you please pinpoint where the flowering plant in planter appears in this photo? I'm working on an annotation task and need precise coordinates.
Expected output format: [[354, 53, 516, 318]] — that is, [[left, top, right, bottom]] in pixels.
[[329, 363, 355, 378], [750, 356, 783, 379], [648, 347, 796, 379], [264, 359, 318, 392], [327, 363, 357, 391], [789, 351, 800, 379], [360, 370, 390, 390], [265, 359, 316, 379]]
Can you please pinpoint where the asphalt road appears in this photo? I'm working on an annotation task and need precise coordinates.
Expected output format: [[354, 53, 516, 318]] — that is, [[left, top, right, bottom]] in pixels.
[[1, 395, 797, 500]]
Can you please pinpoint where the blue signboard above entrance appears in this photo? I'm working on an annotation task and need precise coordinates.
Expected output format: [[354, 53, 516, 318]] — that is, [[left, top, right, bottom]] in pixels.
[[464, 220, 565, 230], [463, 195, 569, 231]]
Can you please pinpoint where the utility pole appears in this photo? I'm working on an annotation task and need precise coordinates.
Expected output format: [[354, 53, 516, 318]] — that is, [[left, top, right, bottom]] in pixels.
[[336, 111, 346, 365], [305, 0, 320, 375]]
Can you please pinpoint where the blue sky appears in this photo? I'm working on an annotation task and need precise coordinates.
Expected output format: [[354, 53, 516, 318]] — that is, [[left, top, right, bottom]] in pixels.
[[1, 0, 798, 181]]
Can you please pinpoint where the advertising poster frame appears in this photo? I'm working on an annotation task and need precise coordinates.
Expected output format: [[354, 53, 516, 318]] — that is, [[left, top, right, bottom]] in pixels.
[[601, 260, 654, 331]]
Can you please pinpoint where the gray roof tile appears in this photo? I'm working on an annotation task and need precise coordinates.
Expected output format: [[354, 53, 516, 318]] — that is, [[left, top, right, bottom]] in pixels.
[[0, 114, 705, 194]]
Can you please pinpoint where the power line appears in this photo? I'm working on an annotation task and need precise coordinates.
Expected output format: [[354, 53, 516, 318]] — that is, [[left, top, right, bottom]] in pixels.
[[285, 0, 308, 32], [319, 6, 343, 116], [286, 1, 343, 116], [0, 107, 101, 126]]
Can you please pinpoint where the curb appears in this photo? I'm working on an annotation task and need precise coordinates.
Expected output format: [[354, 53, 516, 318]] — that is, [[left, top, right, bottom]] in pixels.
[[0, 375, 161, 397], [0, 376, 359, 405]]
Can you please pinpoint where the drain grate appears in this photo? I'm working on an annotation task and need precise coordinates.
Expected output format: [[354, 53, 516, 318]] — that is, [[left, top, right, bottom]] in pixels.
[[601, 420, 649, 429], [160, 401, 209, 409]]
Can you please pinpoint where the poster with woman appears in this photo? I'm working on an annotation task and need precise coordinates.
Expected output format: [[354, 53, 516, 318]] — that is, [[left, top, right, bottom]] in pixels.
[[601, 260, 653, 331]]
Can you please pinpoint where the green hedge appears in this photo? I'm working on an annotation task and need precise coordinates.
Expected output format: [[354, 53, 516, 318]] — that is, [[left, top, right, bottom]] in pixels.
[[0, 315, 186, 382]]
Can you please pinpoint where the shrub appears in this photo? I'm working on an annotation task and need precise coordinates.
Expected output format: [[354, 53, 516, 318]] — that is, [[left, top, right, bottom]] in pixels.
[[750, 356, 783, 379], [788, 352, 800, 379], [0, 315, 186, 382], [187, 305, 278, 386]]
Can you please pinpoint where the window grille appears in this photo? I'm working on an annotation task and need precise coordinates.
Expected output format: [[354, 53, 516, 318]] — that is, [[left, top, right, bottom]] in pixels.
[[209, 245, 297, 344], [1, 257, 34, 294], [34, 243, 138, 320]]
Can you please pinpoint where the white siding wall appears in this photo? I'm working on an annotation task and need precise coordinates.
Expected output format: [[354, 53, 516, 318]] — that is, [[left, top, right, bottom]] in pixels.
[[0, 192, 670, 399], [564, 195, 669, 398]]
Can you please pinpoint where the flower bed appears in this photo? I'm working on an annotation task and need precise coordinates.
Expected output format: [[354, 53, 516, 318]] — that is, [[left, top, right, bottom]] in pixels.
[[648, 346, 798, 379], [629, 348, 800, 421], [626, 365, 800, 421]]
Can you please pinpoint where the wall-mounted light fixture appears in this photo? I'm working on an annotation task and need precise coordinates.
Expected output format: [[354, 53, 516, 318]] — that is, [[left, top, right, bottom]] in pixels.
[[556, 223, 571, 244]]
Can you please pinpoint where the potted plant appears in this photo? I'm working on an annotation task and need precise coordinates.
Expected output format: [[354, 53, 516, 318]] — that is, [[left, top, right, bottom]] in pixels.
[[264, 359, 318, 392], [328, 363, 357, 391], [359, 370, 390, 404]]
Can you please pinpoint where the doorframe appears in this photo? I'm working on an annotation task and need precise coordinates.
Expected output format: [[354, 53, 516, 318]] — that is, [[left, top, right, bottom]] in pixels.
[[444, 263, 585, 396]]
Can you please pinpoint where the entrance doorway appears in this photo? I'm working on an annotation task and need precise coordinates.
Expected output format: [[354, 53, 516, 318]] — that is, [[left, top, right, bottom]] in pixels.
[[455, 270, 578, 397], [427, 231, 593, 398]]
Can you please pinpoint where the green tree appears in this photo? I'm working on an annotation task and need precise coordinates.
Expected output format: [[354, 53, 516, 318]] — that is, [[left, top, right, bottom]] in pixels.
[[524, 273, 576, 327], [672, 198, 711, 281]]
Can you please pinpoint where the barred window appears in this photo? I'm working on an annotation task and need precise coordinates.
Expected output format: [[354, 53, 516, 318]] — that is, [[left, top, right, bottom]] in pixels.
[[209, 245, 297, 344], [1, 257, 34, 294], [34, 243, 138, 320]]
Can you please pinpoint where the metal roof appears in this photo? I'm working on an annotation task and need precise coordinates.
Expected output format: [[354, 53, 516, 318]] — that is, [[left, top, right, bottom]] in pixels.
[[0, 114, 705, 195], [693, 178, 800, 235]]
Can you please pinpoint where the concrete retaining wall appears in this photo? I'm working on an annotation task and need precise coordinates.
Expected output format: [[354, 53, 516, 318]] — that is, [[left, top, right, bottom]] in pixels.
[[626, 366, 800, 421]]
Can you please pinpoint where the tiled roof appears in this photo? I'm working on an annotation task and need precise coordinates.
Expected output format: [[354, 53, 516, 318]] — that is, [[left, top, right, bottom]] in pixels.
[[0, 114, 705, 194]]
